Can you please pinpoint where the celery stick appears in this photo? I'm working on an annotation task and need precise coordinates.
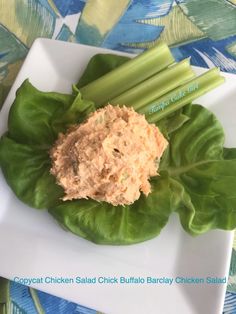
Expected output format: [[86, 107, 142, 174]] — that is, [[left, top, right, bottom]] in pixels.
[[137, 68, 225, 123], [110, 58, 195, 109], [80, 41, 174, 106]]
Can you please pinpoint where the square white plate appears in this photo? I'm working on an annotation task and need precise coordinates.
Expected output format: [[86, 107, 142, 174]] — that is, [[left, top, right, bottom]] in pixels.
[[0, 38, 235, 314]]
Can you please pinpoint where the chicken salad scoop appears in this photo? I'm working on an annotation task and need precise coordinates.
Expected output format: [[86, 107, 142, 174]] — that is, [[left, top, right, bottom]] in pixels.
[[50, 104, 168, 206]]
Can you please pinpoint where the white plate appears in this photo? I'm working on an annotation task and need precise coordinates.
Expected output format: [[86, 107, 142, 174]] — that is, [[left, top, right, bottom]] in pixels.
[[0, 38, 235, 314]]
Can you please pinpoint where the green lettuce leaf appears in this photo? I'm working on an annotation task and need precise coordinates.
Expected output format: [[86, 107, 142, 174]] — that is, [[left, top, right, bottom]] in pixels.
[[0, 135, 63, 208], [8, 80, 95, 147], [164, 104, 236, 234], [77, 53, 130, 88], [49, 174, 173, 245], [0, 53, 236, 245]]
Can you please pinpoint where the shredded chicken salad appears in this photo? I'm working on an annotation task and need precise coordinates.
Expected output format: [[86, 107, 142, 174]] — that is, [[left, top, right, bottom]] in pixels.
[[50, 105, 168, 206]]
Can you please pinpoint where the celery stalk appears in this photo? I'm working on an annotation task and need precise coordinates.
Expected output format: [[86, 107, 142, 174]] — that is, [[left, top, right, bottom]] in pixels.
[[80, 41, 174, 106], [110, 58, 195, 109], [137, 68, 225, 123]]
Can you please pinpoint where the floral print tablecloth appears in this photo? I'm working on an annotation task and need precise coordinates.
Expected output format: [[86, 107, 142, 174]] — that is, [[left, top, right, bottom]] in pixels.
[[1, 1, 236, 313]]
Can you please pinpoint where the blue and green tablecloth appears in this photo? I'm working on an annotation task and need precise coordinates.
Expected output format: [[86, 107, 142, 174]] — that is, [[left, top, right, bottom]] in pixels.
[[1, 1, 236, 313]]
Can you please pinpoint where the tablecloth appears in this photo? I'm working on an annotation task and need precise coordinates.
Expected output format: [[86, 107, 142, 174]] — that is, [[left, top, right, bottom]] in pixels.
[[1, 1, 236, 313]]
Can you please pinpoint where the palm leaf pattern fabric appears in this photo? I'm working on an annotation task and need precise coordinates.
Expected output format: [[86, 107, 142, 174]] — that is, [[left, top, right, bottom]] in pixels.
[[0, 0, 236, 313]]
